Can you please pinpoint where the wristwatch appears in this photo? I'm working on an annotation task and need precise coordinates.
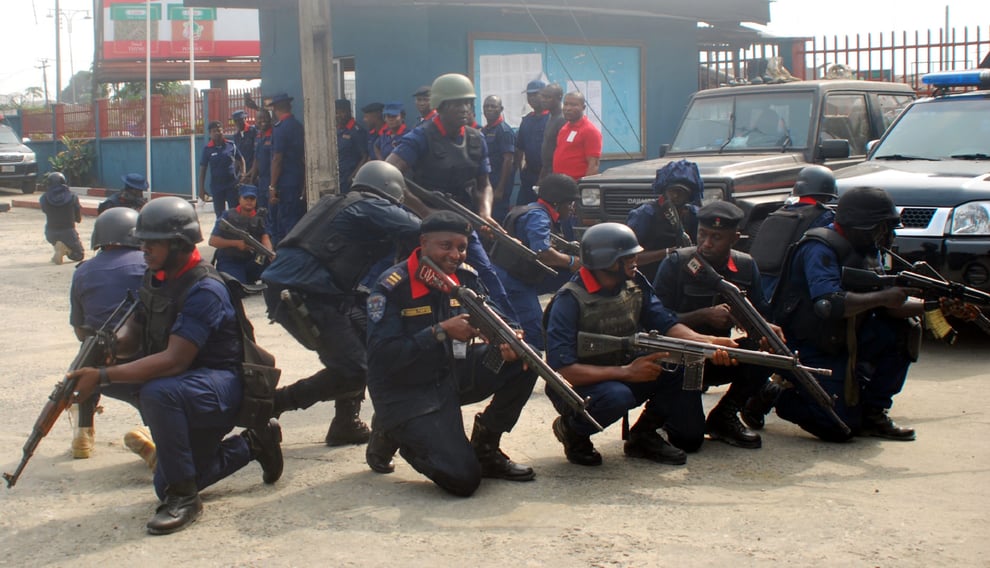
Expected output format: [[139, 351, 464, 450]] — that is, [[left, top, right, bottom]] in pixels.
[[432, 325, 447, 343], [98, 367, 111, 387]]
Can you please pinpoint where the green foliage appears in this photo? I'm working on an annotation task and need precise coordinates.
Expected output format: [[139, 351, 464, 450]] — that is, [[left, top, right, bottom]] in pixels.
[[48, 136, 94, 186], [110, 81, 185, 101]]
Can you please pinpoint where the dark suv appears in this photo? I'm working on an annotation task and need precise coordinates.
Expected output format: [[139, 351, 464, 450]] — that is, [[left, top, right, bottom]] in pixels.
[[0, 124, 38, 194], [835, 69, 990, 292], [577, 80, 916, 237]]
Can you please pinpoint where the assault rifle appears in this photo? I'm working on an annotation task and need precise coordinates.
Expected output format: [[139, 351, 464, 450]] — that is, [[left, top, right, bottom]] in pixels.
[[220, 218, 275, 264], [660, 201, 693, 248], [577, 331, 832, 393], [5, 294, 139, 488], [550, 234, 581, 256], [682, 253, 850, 434], [403, 177, 556, 280], [417, 256, 603, 431], [841, 267, 990, 307]]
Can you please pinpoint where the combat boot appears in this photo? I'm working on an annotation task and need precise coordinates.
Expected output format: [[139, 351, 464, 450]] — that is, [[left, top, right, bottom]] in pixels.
[[242, 418, 284, 484], [325, 397, 371, 446], [124, 427, 157, 470], [470, 414, 535, 482], [741, 380, 784, 431], [146, 481, 202, 536], [71, 427, 95, 459], [51, 241, 69, 265], [552, 416, 602, 466], [623, 412, 686, 465], [706, 401, 762, 449], [861, 408, 915, 441], [365, 414, 397, 474]]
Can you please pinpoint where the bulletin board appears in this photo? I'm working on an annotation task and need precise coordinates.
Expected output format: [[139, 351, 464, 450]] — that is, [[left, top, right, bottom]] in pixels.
[[470, 35, 644, 159]]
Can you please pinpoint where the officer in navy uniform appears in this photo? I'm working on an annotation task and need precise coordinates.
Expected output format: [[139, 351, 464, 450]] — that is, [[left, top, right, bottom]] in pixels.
[[386, 72, 516, 319], [496, 173, 581, 350], [653, 201, 778, 450], [231, 110, 258, 174], [514, 79, 549, 206], [361, 102, 385, 160], [544, 223, 738, 467], [198, 120, 244, 217], [335, 98, 369, 193], [242, 109, 274, 212], [757, 187, 924, 442], [481, 95, 516, 223], [749, 165, 838, 300], [626, 159, 701, 280], [39, 172, 84, 264], [98, 173, 148, 214], [68, 207, 147, 460], [208, 184, 272, 284], [364, 211, 537, 496], [261, 161, 421, 447], [267, 93, 306, 245], [376, 102, 408, 161], [67, 196, 283, 535]]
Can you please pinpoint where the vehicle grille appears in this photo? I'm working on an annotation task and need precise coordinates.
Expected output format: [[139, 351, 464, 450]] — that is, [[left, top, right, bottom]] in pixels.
[[602, 188, 653, 219], [899, 207, 936, 229], [0, 154, 24, 164]]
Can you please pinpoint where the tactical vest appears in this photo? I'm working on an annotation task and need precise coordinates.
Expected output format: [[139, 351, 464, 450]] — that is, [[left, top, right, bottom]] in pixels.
[[639, 202, 690, 250], [412, 122, 484, 208], [279, 192, 395, 294], [772, 227, 863, 355], [666, 247, 755, 336], [499, 203, 560, 285], [139, 262, 213, 355], [563, 280, 643, 366], [750, 203, 832, 278], [221, 208, 266, 260]]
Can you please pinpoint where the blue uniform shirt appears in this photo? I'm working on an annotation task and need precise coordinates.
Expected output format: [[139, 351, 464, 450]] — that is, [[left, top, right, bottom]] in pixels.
[[199, 139, 241, 192], [233, 125, 258, 171], [272, 114, 305, 191], [70, 248, 146, 330], [376, 124, 409, 161], [337, 118, 369, 192], [482, 118, 516, 192], [545, 271, 679, 370], [171, 276, 243, 370], [516, 110, 549, 175], [391, 120, 492, 179]]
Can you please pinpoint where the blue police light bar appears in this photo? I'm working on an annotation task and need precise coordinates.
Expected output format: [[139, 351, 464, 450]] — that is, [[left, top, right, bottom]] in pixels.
[[921, 70, 990, 89]]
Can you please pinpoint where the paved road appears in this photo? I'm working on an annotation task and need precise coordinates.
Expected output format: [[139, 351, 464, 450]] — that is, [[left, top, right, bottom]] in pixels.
[[0, 190, 988, 566]]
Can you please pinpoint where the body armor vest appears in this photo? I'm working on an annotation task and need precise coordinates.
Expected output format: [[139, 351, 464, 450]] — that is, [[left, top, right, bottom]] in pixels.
[[564, 279, 643, 366], [499, 203, 562, 285], [221, 208, 266, 260], [139, 262, 213, 355], [640, 202, 690, 250], [412, 122, 484, 208], [668, 247, 755, 337], [750, 203, 831, 278], [279, 192, 395, 294]]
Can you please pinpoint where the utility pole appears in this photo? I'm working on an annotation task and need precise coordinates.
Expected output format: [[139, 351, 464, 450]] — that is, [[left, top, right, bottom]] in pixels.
[[54, 0, 62, 103], [36, 59, 51, 104], [298, 0, 340, 203]]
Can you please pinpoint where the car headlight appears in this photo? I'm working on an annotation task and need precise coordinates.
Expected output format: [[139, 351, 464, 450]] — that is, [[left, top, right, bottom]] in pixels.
[[702, 187, 725, 205], [581, 187, 601, 207], [23, 152, 36, 165], [950, 201, 990, 235]]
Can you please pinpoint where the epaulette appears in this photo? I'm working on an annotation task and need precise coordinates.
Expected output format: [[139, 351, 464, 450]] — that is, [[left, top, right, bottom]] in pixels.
[[379, 264, 409, 291], [457, 262, 478, 276]]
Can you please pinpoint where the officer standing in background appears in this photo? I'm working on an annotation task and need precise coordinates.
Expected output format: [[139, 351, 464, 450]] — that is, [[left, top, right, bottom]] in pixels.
[[364, 211, 537, 496], [514, 79, 548, 206], [40, 171, 84, 265], [66, 197, 283, 535], [412, 85, 436, 126], [626, 159, 701, 280], [537, 84, 565, 181], [652, 201, 777, 450], [544, 223, 738, 467], [376, 102, 408, 161], [198, 120, 244, 217], [749, 165, 838, 299], [97, 173, 148, 214], [481, 95, 516, 222], [496, 173, 582, 351], [335, 98, 369, 193], [231, 110, 258, 175], [361, 102, 385, 160], [242, 108, 274, 212], [208, 184, 272, 284], [386, 72, 516, 318], [267, 93, 306, 245], [67, 208, 149, 463], [262, 161, 421, 447]]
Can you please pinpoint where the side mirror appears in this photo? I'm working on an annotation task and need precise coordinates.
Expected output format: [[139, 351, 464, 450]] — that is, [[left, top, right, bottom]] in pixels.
[[658, 143, 670, 158], [818, 139, 850, 160], [22, 137, 31, 144], [865, 139, 879, 154]]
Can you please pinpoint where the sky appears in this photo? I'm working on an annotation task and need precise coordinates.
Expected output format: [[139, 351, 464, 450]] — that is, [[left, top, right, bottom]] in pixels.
[[0, 0, 986, 98]]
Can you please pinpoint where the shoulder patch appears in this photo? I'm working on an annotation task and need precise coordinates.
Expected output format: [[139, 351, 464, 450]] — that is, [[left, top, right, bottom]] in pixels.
[[379, 266, 409, 291], [367, 292, 387, 323], [457, 263, 478, 276]]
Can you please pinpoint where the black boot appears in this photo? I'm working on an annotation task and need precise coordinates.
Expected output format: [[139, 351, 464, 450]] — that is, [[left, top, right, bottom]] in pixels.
[[861, 407, 916, 441], [741, 380, 783, 431], [624, 412, 686, 465], [552, 416, 602, 466], [470, 414, 535, 481], [146, 481, 203, 535], [325, 397, 371, 446], [242, 418, 284, 484], [706, 401, 762, 449], [365, 414, 398, 474]]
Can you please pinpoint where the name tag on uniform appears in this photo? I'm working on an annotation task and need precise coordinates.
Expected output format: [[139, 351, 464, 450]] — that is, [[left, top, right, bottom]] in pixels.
[[566, 130, 577, 143], [452, 340, 468, 359], [400, 306, 432, 317]]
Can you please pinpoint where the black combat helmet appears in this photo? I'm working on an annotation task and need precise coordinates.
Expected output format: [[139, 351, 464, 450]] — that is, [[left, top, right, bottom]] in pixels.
[[46, 171, 67, 188], [134, 196, 203, 244], [92, 207, 141, 250], [352, 161, 405, 204], [792, 165, 837, 200], [537, 173, 579, 205], [580, 222, 644, 270], [835, 186, 901, 229]]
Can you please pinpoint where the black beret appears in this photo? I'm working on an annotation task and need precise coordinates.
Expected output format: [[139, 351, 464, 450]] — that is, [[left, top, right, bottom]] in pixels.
[[697, 201, 744, 229], [361, 102, 385, 113], [421, 211, 472, 236], [412, 85, 431, 97], [334, 98, 352, 110]]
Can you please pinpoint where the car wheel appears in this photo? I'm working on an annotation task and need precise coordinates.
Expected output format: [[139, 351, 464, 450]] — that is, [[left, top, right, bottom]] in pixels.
[[21, 180, 37, 194]]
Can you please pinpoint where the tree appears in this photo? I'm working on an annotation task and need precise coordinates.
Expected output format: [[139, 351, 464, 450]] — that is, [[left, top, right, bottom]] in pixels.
[[109, 81, 185, 101], [23, 87, 43, 105]]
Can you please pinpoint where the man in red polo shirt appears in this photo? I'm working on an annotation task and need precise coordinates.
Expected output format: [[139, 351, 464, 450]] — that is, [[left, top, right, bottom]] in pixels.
[[552, 91, 602, 181]]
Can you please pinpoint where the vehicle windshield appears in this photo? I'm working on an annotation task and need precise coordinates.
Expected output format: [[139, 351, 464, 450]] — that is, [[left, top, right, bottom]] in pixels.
[[669, 92, 814, 152], [0, 127, 22, 145], [872, 98, 990, 160]]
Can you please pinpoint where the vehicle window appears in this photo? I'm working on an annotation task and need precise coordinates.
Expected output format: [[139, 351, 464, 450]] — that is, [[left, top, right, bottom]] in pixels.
[[872, 99, 990, 160], [670, 92, 813, 152], [669, 98, 732, 151], [877, 94, 915, 130], [820, 94, 871, 155], [0, 126, 21, 145]]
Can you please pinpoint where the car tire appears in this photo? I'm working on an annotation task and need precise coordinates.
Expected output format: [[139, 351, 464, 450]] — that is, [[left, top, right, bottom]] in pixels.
[[21, 180, 36, 194]]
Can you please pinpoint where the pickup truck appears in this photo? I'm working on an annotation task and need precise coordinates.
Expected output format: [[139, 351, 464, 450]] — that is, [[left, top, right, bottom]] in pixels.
[[576, 79, 916, 240]]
